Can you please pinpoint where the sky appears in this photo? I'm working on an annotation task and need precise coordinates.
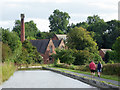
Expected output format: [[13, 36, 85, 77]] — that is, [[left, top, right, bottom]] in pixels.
[[0, 0, 119, 32]]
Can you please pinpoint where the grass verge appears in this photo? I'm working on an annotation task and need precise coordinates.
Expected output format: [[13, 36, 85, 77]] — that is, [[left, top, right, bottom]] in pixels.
[[51, 66, 120, 82], [2, 62, 16, 83]]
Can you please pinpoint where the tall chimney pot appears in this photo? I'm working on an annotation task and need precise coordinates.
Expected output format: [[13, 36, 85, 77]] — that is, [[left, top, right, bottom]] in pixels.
[[20, 14, 25, 43]]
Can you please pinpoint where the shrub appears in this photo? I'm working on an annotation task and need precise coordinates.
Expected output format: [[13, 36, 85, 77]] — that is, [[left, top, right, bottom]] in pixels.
[[102, 63, 120, 76], [53, 49, 75, 65], [73, 49, 90, 65], [105, 51, 117, 63]]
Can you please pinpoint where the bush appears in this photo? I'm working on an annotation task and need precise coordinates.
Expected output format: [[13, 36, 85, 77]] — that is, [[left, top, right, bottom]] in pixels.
[[105, 51, 117, 63], [53, 49, 75, 65], [54, 63, 120, 76], [102, 63, 120, 76], [54, 63, 90, 71], [73, 49, 104, 65], [73, 49, 90, 65]]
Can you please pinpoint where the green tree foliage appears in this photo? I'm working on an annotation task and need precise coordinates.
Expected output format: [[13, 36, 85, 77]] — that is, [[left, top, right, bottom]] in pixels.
[[15, 47, 29, 66], [25, 20, 38, 38], [26, 36, 36, 40], [2, 28, 22, 62], [112, 36, 120, 62], [53, 49, 75, 65], [36, 31, 54, 39], [22, 40, 43, 64], [104, 51, 116, 63], [103, 20, 120, 49], [73, 49, 90, 65], [13, 20, 39, 39], [12, 20, 21, 37], [87, 15, 108, 49], [73, 49, 104, 65], [49, 9, 70, 34], [90, 53, 104, 64], [2, 43, 12, 62], [87, 15, 103, 24], [68, 15, 120, 49], [76, 22, 89, 29], [67, 27, 98, 53]]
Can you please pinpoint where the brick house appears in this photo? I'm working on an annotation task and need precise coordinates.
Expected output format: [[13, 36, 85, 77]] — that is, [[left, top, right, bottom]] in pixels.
[[99, 49, 112, 60], [19, 14, 65, 64], [30, 39, 65, 64]]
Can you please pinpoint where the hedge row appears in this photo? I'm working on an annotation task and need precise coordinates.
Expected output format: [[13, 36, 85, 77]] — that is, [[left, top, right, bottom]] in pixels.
[[102, 63, 120, 76], [54, 63, 120, 76]]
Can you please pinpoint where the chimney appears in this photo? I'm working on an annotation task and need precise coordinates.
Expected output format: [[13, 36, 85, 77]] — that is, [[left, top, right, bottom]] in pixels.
[[20, 14, 25, 43]]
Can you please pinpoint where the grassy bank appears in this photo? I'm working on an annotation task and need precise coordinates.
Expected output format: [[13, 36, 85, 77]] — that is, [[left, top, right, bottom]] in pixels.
[[50, 66, 120, 82], [0, 65, 2, 85], [1, 62, 16, 83]]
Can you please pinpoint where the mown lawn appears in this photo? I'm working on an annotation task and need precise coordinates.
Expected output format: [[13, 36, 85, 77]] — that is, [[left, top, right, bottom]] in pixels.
[[51, 66, 120, 82]]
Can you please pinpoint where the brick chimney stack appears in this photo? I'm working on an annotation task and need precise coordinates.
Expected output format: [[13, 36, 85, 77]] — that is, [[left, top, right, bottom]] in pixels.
[[20, 14, 25, 43]]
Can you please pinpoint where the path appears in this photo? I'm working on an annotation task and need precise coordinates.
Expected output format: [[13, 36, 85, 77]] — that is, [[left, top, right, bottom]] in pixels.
[[50, 67, 120, 86]]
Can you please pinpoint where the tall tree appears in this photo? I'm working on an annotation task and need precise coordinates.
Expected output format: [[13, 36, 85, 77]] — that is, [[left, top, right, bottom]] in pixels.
[[2, 28, 22, 62], [67, 27, 98, 53], [87, 15, 108, 49], [49, 9, 70, 34], [87, 15, 103, 24], [103, 20, 120, 49], [13, 20, 39, 39], [112, 36, 120, 62]]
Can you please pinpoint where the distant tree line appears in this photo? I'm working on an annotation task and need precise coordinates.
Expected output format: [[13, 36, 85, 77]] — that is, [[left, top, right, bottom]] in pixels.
[[1, 9, 120, 65], [13, 10, 120, 50]]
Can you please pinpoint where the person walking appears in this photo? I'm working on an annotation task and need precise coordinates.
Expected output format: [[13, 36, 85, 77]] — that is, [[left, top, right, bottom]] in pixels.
[[97, 61, 102, 78], [89, 61, 96, 78]]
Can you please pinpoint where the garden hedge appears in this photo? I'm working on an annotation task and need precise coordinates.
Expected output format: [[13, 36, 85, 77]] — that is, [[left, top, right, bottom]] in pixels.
[[54, 63, 120, 76]]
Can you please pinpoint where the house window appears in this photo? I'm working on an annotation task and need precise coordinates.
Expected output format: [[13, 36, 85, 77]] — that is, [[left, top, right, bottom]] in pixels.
[[50, 46, 53, 53]]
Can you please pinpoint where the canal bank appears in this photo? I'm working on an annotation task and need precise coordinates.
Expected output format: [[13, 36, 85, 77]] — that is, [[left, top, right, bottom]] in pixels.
[[43, 67, 119, 90], [1, 65, 119, 89]]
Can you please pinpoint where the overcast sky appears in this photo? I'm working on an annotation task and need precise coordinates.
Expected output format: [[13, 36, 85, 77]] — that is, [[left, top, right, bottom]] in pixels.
[[0, 0, 119, 32]]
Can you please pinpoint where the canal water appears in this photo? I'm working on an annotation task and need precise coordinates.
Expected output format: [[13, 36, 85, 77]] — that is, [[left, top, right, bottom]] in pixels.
[[1, 70, 97, 88]]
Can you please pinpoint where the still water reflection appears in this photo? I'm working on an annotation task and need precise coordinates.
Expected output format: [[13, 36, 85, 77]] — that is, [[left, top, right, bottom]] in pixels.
[[1, 70, 97, 88]]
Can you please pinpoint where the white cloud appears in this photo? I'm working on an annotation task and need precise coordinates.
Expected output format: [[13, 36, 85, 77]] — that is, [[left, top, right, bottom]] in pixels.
[[0, 18, 50, 32], [88, 2, 117, 10], [100, 13, 118, 21], [26, 18, 50, 32], [3, 0, 74, 3], [0, 20, 14, 30]]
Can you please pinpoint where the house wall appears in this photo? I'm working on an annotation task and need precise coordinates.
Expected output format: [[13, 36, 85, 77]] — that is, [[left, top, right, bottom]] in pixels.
[[99, 50, 105, 60], [42, 39, 56, 64], [59, 40, 65, 49]]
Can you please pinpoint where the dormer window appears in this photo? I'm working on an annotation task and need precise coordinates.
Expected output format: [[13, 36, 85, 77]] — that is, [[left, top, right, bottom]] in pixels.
[[50, 46, 53, 53]]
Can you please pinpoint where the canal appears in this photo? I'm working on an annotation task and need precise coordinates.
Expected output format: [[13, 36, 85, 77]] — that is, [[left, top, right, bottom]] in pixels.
[[1, 70, 97, 88]]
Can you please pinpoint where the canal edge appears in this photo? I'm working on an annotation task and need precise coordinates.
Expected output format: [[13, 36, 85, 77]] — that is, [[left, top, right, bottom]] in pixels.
[[42, 67, 120, 90]]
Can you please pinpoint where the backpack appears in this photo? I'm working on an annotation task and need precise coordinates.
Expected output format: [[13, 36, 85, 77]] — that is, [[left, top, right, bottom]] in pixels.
[[97, 63, 101, 69]]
